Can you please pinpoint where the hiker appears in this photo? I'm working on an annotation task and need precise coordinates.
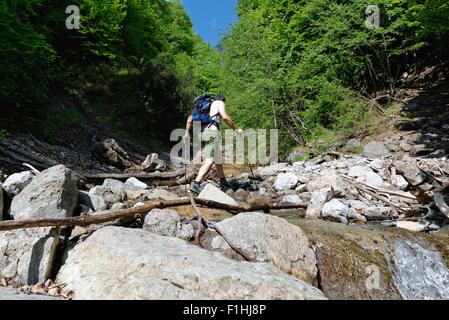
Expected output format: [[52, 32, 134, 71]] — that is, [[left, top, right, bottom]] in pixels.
[[183, 94, 242, 194]]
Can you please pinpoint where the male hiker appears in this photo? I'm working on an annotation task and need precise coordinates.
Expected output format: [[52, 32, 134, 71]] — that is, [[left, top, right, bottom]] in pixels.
[[183, 94, 242, 194]]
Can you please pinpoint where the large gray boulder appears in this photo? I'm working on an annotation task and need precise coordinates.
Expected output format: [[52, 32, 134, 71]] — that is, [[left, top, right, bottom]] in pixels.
[[10, 165, 78, 220], [394, 157, 426, 186], [321, 199, 364, 224], [57, 227, 325, 300], [2, 171, 34, 197], [143, 209, 194, 241], [0, 228, 59, 286], [202, 212, 318, 284]]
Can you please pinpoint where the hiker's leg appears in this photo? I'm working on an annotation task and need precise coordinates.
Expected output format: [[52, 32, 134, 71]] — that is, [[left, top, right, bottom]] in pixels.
[[195, 157, 214, 183]]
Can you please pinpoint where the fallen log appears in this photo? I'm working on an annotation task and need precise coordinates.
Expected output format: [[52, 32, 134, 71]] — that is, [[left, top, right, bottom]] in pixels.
[[80, 169, 186, 181], [0, 198, 307, 231]]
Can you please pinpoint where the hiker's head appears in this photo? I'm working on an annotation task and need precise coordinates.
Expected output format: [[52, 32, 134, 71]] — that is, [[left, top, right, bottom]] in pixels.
[[215, 94, 226, 102]]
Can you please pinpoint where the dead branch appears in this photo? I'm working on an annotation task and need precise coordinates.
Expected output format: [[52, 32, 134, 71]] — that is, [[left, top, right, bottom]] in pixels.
[[341, 175, 407, 212], [0, 198, 308, 231]]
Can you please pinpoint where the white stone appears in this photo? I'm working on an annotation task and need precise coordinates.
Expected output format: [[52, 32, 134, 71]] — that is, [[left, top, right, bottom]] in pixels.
[[273, 172, 299, 191], [102, 179, 124, 190], [396, 221, 428, 232], [2, 171, 34, 197], [198, 184, 238, 206], [306, 188, 334, 219], [281, 194, 304, 205], [392, 174, 409, 190], [124, 177, 148, 190]]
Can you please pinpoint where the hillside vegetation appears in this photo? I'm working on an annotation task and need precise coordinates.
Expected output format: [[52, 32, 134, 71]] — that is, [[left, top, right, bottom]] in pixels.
[[1, 0, 448, 155]]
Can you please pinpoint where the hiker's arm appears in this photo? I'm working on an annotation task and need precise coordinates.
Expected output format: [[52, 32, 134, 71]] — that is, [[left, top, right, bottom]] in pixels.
[[185, 115, 193, 136], [218, 104, 238, 131]]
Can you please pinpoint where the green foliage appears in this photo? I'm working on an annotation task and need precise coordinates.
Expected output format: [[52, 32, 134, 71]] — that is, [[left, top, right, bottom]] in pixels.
[[219, 0, 449, 154]]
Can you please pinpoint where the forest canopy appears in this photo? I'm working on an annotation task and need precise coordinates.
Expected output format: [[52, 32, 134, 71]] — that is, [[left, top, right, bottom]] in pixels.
[[1, 0, 448, 154]]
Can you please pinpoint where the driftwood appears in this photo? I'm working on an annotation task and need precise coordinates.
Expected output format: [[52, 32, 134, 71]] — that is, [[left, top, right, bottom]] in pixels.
[[0, 198, 307, 231], [342, 175, 407, 212], [188, 192, 255, 262]]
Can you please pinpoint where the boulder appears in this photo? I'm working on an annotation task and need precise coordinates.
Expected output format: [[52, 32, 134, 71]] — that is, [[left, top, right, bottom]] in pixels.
[[394, 158, 426, 186], [0, 228, 59, 286], [10, 165, 78, 220], [203, 212, 318, 284], [124, 177, 148, 190], [306, 188, 334, 219], [273, 172, 299, 191], [281, 194, 304, 205], [89, 186, 124, 210], [141, 153, 166, 172], [256, 163, 289, 177], [2, 171, 34, 197], [361, 141, 391, 158], [198, 184, 238, 206], [362, 207, 398, 221], [306, 169, 355, 197], [348, 166, 384, 188], [57, 227, 325, 300], [321, 199, 363, 224], [392, 174, 409, 190], [143, 209, 194, 241], [92, 139, 130, 169], [102, 179, 124, 191], [79, 190, 107, 212]]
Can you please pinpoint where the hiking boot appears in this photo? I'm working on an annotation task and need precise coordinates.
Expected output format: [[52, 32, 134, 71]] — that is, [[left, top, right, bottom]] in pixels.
[[189, 181, 202, 194], [219, 179, 232, 193]]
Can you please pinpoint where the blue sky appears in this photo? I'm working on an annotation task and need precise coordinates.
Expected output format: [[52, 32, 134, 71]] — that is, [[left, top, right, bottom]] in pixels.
[[179, 0, 238, 47]]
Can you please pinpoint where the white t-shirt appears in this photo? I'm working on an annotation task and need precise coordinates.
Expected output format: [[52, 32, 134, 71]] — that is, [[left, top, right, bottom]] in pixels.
[[207, 100, 222, 131]]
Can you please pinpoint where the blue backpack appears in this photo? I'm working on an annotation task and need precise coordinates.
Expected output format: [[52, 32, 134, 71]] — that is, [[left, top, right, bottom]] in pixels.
[[191, 94, 220, 129]]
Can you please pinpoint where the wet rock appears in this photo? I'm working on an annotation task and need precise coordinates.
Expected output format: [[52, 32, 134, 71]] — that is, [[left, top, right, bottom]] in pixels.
[[202, 212, 318, 284], [0, 228, 59, 286], [394, 239, 449, 299], [2, 171, 35, 197], [57, 227, 325, 300], [10, 165, 78, 220], [143, 209, 194, 241], [198, 184, 238, 206], [395, 221, 428, 232], [273, 172, 299, 191], [361, 141, 391, 158], [124, 177, 148, 190], [306, 188, 334, 219]]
